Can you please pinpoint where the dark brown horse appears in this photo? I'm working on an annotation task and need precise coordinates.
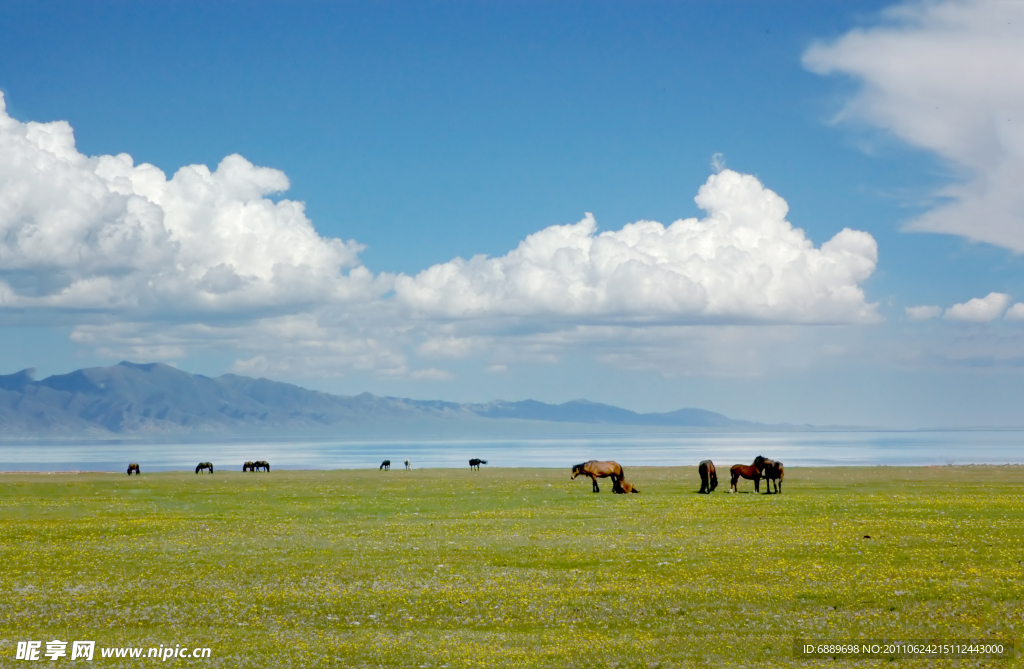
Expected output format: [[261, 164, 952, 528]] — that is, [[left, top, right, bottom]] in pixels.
[[195, 462, 213, 474], [613, 479, 640, 494], [730, 463, 761, 493], [253, 460, 270, 472], [242, 461, 254, 472], [469, 458, 487, 470], [698, 460, 718, 494], [571, 460, 624, 493], [754, 455, 784, 494], [127, 463, 140, 476], [380, 460, 391, 470]]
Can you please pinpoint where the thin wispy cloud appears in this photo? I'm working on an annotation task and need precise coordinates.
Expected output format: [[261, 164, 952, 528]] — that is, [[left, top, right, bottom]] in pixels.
[[805, 0, 1024, 251]]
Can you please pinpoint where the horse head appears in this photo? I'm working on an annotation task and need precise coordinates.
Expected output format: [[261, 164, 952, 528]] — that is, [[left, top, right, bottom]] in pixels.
[[570, 463, 584, 479]]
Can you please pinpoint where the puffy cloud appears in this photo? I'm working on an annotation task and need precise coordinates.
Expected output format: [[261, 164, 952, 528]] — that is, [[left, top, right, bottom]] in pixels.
[[0, 95, 884, 378], [943, 292, 1010, 322], [1004, 303, 1024, 320], [905, 305, 941, 320], [394, 170, 879, 325], [804, 0, 1024, 251], [0, 92, 382, 317]]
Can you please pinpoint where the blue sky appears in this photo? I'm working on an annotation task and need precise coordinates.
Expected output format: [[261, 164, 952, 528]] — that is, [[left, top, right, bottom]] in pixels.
[[2, 0, 1024, 427]]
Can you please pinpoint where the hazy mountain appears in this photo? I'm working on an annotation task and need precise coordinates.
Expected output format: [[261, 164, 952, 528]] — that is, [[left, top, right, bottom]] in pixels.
[[0, 362, 759, 436]]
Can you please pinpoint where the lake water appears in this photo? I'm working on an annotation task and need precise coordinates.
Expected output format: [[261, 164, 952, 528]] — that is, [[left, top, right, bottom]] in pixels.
[[0, 430, 1022, 472]]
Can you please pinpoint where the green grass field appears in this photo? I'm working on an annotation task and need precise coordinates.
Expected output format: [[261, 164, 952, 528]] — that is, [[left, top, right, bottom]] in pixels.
[[1, 466, 1022, 667]]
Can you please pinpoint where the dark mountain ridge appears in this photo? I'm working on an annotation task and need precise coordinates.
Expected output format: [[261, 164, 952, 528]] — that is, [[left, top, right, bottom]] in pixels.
[[0, 362, 760, 435]]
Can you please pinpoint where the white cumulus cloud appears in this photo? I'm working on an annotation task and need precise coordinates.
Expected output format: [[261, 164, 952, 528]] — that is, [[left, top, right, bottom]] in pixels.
[[394, 170, 879, 325], [943, 292, 1010, 322], [1003, 302, 1024, 320], [0, 92, 382, 317], [804, 0, 1024, 251], [905, 305, 942, 320], [0, 94, 886, 378]]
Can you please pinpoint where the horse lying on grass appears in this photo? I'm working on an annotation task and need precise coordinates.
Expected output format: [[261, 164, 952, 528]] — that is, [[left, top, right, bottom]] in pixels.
[[571, 460, 624, 493], [612, 479, 640, 494]]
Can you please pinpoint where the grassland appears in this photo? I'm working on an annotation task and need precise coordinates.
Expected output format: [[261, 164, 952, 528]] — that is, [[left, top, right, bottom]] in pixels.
[[0, 466, 1022, 668]]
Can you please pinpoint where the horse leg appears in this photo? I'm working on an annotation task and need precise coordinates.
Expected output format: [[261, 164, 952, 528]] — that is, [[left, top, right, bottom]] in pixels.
[[591, 476, 599, 493]]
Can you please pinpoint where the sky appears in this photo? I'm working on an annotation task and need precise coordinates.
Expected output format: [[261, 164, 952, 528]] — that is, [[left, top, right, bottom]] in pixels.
[[1, 0, 1024, 428]]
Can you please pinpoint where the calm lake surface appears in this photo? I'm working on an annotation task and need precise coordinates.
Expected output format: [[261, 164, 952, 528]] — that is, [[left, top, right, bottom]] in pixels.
[[0, 430, 1022, 472]]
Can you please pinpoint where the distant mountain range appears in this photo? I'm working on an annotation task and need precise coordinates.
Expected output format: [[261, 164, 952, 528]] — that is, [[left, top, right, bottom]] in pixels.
[[0, 361, 762, 436]]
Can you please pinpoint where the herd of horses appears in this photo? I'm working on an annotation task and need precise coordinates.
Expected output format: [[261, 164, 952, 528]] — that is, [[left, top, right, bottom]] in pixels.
[[378, 458, 485, 470], [567, 456, 783, 495], [698, 455, 785, 494], [126, 455, 783, 493], [128, 461, 271, 474]]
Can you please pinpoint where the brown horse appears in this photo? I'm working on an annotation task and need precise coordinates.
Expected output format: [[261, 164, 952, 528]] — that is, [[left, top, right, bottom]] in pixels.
[[613, 479, 640, 494], [195, 462, 213, 474], [730, 463, 761, 493], [242, 461, 254, 472], [698, 460, 718, 494], [253, 460, 270, 472], [754, 455, 784, 494], [469, 458, 487, 470], [380, 460, 391, 470], [571, 460, 624, 493], [127, 463, 140, 476]]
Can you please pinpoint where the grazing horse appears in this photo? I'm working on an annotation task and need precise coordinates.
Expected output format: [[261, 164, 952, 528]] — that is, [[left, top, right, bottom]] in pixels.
[[754, 455, 784, 494], [127, 463, 140, 476], [253, 460, 270, 472], [242, 461, 254, 472], [195, 462, 214, 474], [404, 459, 411, 470], [613, 479, 640, 494], [698, 460, 718, 494], [380, 459, 391, 470], [730, 463, 761, 493], [469, 458, 487, 470], [571, 460, 624, 493]]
